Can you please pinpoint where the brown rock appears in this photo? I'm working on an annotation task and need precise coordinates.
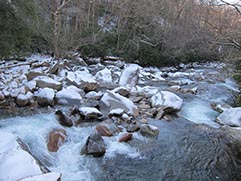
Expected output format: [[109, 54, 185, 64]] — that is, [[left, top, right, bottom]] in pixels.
[[95, 125, 113, 137], [0, 92, 5, 101], [47, 129, 67, 152], [55, 110, 73, 127], [119, 133, 133, 142]]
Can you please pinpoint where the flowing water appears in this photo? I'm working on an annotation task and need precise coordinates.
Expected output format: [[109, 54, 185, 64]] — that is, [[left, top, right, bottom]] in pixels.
[[0, 62, 241, 181]]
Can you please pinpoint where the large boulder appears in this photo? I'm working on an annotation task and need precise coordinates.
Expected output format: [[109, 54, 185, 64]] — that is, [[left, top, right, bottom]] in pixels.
[[34, 76, 62, 91], [0, 131, 42, 181], [95, 68, 112, 84], [81, 133, 106, 157], [35, 88, 55, 106], [47, 129, 67, 152], [16, 94, 30, 107], [18, 172, 62, 181], [56, 88, 82, 106], [216, 107, 241, 127], [140, 124, 159, 137], [101, 91, 139, 117], [151, 91, 183, 112], [119, 64, 140, 90], [79, 107, 102, 119], [55, 110, 73, 127]]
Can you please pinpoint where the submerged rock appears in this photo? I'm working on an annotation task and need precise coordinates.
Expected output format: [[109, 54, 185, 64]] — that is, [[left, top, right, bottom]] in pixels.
[[47, 129, 67, 152], [216, 107, 241, 127], [55, 110, 73, 127], [81, 133, 106, 157], [140, 124, 159, 137]]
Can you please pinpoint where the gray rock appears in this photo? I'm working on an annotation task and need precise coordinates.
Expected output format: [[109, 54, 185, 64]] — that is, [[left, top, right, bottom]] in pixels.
[[81, 133, 106, 157], [127, 124, 140, 132], [140, 124, 159, 137], [216, 107, 241, 127], [35, 76, 62, 91]]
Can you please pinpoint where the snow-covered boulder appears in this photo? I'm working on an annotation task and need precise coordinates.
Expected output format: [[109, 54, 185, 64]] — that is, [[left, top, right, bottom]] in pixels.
[[0, 131, 42, 181], [26, 70, 44, 81], [216, 107, 241, 127], [25, 80, 37, 91], [18, 172, 62, 181], [34, 76, 62, 91], [79, 107, 102, 119], [151, 91, 183, 112], [101, 91, 139, 117], [16, 94, 29, 107], [95, 68, 112, 84], [119, 64, 139, 90], [66, 71, 99, 91], [35, 88, 55, 106], [56, 88, 82, 106]]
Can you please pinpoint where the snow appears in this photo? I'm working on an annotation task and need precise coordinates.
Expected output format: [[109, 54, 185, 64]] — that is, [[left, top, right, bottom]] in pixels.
[[95, 68, 112, 83], [109, 108, 125, 115], [137, 86, 159, 97], [151, 91, 183, 111], [35, 88, 55, 101], [19, 172, 61, 181], [79, 107, 102, 116], [25, 80, 37, 91], [56, 88, 82, 105], [34, 76, 62, 90], [0, 131, 42, 181], [85, 91, 103, 99]]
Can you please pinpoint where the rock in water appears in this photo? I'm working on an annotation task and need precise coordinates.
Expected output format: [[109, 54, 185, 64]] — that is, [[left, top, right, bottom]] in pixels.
[[151, 91, 183, 113], [47, 129, 67, 152], [95, 125, 113, 137], [79, 107, 102, 119], [55, 110, 73, 127], [119, 133, 133, 142], [119, 64, 139, 90], [140, 124, 159, 137], [216, 107, 241, 127], [81, 133, 106, 157]]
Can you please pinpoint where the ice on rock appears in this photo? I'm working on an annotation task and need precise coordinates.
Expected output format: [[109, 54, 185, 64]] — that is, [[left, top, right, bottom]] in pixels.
[[0, 131, 42, 181]]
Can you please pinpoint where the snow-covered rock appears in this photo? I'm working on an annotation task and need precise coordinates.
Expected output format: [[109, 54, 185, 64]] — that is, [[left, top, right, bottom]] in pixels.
[[25, 80, 37, 91], [16, 94, 29, 107], [79, 107, 102, 119], [216, 107, 241, 127], [151, 91, 183, 112], [56, 88, 82, 105], [34, 76, 62, 91], [0, 131, 42, 181], [35, 88, 55, 106], [26, 70, 44, 81], [119, 64, 139, 90], [85, 91, 103, 100], [108, 108, 125, 117], [101, 91, 139, 117], [95, 68, 112, 83], [18, 172, 62, 181]]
